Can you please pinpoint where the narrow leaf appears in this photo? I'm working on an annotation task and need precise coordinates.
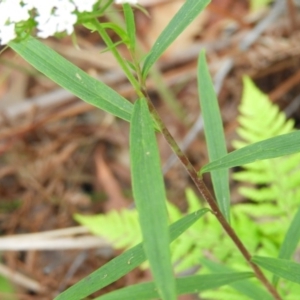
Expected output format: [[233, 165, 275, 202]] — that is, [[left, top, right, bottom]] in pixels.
[[201, 258, 273, 300], [273, 207, 300, 285], [141, 0, 210, 79], [197, 50, 230, 221], [201, 131, 300, 173], [95, 272, 254, 300], [123, 3, 136, 50], [84, 22, 128, 43], [130, 98, 176, 300], [252, 256, 300, 284], [55, 208, 209, 300], [9, 37, 133, 122]]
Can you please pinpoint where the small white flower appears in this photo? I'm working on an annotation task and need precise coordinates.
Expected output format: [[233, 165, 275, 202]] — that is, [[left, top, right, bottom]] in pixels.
[[72, 0, 98, 13], [36, 10, 77, 38], [5, 0, 30, 23], [0, 23, 16, 45], [36, 14, 59, 38], [115, 0, 138, 4], [22, 0, 38, 10], [55, 12, 77, 35], [0, 0, 129, 44], [55, 0, 76, 15], [25, 1, 56, 16], [0, 9, 9, 27]]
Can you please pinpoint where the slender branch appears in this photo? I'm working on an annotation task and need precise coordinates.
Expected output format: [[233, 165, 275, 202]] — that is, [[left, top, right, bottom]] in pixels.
[[144, 93, 282, 300], [98, 9, 281, 299], [92, 19, 144, 98]]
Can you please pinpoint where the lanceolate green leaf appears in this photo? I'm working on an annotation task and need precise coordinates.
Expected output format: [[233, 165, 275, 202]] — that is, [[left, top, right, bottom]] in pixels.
[[130, 99, 176, 300], [55, 208, 209, 300], [9, 37, 133, 122], [273, 206, 300, 285], [201, 131, 300, 173], [95, 272, 254, 300], [197, 50, 230, 222], [201, 258, 273, 300], [252, 256, 300, 284], [141, 0, 210, 79], [123, 3, 136, 50]]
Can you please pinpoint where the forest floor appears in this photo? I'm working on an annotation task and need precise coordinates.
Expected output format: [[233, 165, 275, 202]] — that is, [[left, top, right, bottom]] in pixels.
[[1, 0, 300, 299]]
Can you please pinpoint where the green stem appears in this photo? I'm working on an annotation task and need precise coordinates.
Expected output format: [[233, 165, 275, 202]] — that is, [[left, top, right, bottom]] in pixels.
[[144, 95, 282, 300], [92, 19, 144, 98], [78, 0, 114, 22], [133, 59, 282, 300], [104, 7, 281, 299], [105, 7, 185, 121]]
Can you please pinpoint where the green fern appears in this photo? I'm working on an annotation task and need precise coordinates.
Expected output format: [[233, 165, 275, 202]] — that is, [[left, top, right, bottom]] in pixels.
[[200, 77, 300, 300], [232, 77, 300, 240], [75, 78, 300, 299], [75, 208, 142, 250], [74, 195, 206, 273]]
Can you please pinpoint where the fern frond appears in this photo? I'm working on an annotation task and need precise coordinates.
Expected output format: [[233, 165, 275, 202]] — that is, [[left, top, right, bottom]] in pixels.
[[199, 78, 300, 300], [74, 209, 142, 250], [232, 77, 300, 210], [75, 193, 208, 273]]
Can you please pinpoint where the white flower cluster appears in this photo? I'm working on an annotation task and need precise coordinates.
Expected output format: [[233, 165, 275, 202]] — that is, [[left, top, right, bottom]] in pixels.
[[115, 0, 138, 4], [0, 0, 99, 45]]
